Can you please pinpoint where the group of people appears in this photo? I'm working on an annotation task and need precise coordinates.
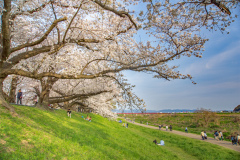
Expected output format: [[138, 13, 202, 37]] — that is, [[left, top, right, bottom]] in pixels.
[[153, 139, 165, 146], [200, 131, 208, 140], [214, 131, 223, 141], [16, 89, 39, 106], [231, 134, 240, 145], [123, 123, 128, 128], [67, 110, 92, 122], [86, 115, 92, 122], [158, 125, 172, 131]]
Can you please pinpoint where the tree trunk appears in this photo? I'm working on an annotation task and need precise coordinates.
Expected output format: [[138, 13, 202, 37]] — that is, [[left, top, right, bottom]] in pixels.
[[36, 88, 50, 109], [0, 78, 17, 115], [36, 77, 57, 109], [7, 75, 18, 103]]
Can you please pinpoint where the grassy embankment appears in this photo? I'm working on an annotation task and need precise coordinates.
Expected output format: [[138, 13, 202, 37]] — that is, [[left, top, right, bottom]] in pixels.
[[119, 113, 240, 140], [1, 105, 240, 160]]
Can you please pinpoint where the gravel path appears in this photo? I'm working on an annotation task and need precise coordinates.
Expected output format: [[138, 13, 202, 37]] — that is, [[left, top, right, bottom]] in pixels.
[[127, 121, 240, 152]]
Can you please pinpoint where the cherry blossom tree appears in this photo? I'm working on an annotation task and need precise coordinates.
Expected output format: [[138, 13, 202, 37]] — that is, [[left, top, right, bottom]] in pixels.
[[0, 0, 239, 115]]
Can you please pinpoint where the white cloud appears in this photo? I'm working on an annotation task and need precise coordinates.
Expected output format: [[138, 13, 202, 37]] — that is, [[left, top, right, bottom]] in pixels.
[[184, 41, 240, 76], [205, 43, 240, 69]]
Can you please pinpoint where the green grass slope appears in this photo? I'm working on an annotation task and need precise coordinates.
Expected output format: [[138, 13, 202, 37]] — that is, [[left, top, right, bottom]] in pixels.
[[0, 106, 239, 160]]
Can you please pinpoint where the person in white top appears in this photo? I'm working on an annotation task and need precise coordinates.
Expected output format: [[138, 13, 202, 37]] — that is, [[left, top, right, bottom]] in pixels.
[[157, 140, 165, 146], [219, 131, 223, 141], [237, 134, 240, 145], [166, 125, 168, 131]]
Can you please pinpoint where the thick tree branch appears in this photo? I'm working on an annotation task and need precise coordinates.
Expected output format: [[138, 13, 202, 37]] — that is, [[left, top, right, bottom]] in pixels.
[[7, 46, 51, 65], [67, 101, 89, 109], [49, 90, 111, 104], [0, 69, 96, 79], [1, 49, 189, 80], [69, 38, 100, 44], [11, 17, 67, 53]]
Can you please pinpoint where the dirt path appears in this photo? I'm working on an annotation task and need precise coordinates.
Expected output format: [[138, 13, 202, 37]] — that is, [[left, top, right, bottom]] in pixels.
[[127, 121, 240, 152]]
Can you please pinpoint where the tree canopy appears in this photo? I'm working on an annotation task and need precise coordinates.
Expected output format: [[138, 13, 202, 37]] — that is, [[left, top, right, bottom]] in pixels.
[[0, 0, 239, 116]]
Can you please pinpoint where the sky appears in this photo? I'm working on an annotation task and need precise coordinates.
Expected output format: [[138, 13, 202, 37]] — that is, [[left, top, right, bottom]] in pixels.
[[124, 10, 240, 111]]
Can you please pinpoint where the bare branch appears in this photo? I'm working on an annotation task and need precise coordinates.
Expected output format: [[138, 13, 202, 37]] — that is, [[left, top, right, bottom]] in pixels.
[[63, 1, 85, 43], [11, 2, 51, 20], [92, 0, 138, 29]]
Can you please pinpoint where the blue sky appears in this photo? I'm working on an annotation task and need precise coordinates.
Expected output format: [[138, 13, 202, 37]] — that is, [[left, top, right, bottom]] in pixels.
[[124, 13, 240, 111]]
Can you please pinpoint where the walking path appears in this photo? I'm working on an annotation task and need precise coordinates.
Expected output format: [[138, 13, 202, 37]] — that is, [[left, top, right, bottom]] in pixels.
[[127, 121, 240, 152]]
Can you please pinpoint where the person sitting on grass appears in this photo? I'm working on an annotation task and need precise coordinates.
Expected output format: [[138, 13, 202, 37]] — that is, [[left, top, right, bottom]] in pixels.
[[153, 139, 157, 144], [89, 117, 92, 122], [67, 109, 71, 118], [86, 115, 89, 120], [157, 140, 164, 146]]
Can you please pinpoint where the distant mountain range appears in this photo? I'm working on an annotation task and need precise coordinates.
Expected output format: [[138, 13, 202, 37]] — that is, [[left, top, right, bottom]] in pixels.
[[113, 109, 197, 113], [113, 109, 233, 113]]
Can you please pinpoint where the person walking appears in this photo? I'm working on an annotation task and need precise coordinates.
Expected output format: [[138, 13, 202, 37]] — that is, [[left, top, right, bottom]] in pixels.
[[17, 89, 23, 105], [159, 125, 161, 130], [237, 134, 240, 145], [166, 125, 168, 131], [231, 136, 237, 145], [219, 131, 223, 141], [126, 123, 128, 128], [67, 109, 71, 118], [169, 125, 172, 131], [204, 131, 207, 139], [214, 131, 219, 141], [201, 131, 205, 140], [185, 127, 188, 133]]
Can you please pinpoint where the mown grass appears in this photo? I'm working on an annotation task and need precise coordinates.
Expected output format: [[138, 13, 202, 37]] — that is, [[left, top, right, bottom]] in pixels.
[[0, 105, 239, 160]]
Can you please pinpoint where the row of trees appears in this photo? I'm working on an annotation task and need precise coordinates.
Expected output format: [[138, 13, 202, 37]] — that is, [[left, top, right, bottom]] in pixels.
[[0, 0, 239, 117]]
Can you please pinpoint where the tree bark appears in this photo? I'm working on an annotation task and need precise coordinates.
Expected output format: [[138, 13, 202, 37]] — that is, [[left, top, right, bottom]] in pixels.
[[7, 76, 18, 103], [0, 78, 17, 115], [36, 77, 58, 108]]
